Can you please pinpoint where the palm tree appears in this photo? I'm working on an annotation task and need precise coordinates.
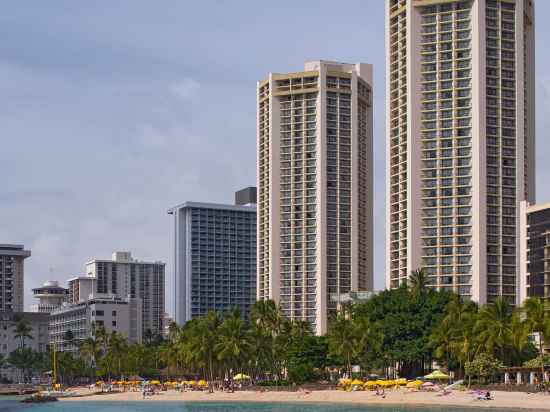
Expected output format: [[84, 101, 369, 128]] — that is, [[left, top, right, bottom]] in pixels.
[[143, 329, 154, 345], [430, 318, 454, 370], [93, 324, 112, 379], [509, 312, 530, 366], [251, 300, 280, 332], [523, 297, 550, 381], [215, 312, 251, 384], [160, 341, 182, 377], [185, 311, 221, 392], [80, 336, 101, 379], [290, 320, 312, 341], [441, 295, 479, 376], [409, 268, 429, 296], [107, 332, 128, 378], [8, 347, 35, 383], [249, 320, 274, 381], [327, 314, 359, 377], [13, 319, 33, 349], [475, 297, 513, 363], [353, 316, 382, 370], [167, 321, 180, 343]]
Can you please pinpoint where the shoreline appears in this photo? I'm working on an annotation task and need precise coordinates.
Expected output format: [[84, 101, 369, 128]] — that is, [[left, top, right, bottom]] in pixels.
[[58, 388, 550, 410]]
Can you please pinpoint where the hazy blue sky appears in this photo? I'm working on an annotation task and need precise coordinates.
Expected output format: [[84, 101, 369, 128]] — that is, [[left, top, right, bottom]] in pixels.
[[2, 1, 549, 313]]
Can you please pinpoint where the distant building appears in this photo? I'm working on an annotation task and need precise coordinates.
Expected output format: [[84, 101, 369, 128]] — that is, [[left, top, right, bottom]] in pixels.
[[168, 189, 257, 325], [520, 201, 550, 303], [67, 276, 96, 304], [85, 252, 165, 337], [31, 280, 68, 313], [0, 244, 31, 312], [49, 295, 142, 353], [0, 311, 50, 382]]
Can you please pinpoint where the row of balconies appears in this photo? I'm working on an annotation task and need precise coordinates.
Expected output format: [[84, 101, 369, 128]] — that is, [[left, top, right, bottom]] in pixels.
[[421, 24, 471, 36]]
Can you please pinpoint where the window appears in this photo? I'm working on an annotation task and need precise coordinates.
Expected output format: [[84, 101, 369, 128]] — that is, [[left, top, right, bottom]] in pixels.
[[112, 321, 117, 327], [95, 310, 104, 317], [112, 311, 117, 317]]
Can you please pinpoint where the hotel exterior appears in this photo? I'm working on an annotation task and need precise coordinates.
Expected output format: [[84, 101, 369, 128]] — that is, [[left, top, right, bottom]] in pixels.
[[168, 191, 257, 325], [85, 252, 165, 337], [519, 201, 550, 303], [49, 295, 142, 352], [257, 60, 374, 335], [386, 0, 535, 304], [0, 244, 31, 312]]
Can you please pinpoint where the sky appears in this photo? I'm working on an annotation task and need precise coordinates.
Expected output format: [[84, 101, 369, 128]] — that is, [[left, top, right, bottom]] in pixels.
[[1, 1, 550, 314]]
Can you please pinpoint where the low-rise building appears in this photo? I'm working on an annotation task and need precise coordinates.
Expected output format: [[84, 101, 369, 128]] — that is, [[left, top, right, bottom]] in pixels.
[[49, 295, 142, 352], [0, 312, 50, 382]]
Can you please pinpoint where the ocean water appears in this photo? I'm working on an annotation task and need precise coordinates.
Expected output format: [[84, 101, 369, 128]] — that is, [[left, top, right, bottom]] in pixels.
[[0, 399, 523, 412]]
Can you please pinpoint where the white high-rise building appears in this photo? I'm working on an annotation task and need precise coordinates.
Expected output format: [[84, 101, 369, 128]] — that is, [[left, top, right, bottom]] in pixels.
[[257, 60, 374, 335], [85, 252, 165, 337], [386, 0, 535, 304]]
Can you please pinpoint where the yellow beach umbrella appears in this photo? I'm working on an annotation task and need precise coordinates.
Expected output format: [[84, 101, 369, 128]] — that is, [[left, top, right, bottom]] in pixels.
[[96, 381, 104, 385], [151, 380, 161, 385], [424, 370, 450, 380], [198, 379, 208, 386], [339, 378, 352, 385], [233, 373, 251, 380], [364, 380, 378, 388], [351, 379, 363, 386], [406, 380, 423, 388]]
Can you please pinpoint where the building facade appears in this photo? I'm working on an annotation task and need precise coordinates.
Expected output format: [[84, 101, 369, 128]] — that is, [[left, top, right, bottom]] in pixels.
[[0, 244, 31, 312], [386, 0, 535, 304], [168, 195, 257, 325], [31, 280, 68, 313], [257, 60, 374, 335], [0, 311, 49, 381], [519, 201, 550, 303], [49, 296, 142, 352], [67, 276, 96, 304], [85, 252, 165, 336]]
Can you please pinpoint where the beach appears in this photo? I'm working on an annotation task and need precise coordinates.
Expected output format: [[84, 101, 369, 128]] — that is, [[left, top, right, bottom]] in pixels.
[[60, 387, 550, 410]]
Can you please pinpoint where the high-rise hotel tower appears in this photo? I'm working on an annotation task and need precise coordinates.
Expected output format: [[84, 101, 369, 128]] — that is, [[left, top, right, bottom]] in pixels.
[[258, 61, 374, 334], [386, 0, 535, 304]]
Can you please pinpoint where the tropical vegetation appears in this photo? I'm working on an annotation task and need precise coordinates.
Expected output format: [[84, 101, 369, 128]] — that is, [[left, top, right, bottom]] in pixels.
[[3, 269, 550, 386]]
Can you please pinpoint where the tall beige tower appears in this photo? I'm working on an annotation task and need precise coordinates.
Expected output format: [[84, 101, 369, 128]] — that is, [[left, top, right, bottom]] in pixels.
[[386, 0, 535, 304], [257, 60, 374, 335]]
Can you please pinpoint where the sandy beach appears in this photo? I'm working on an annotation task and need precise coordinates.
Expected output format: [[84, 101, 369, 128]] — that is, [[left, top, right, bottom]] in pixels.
[[60, 387, 550, 410]]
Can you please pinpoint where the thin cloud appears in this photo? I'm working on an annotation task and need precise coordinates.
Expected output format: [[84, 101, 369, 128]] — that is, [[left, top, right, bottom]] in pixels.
[[170, 78, 200, 100]]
